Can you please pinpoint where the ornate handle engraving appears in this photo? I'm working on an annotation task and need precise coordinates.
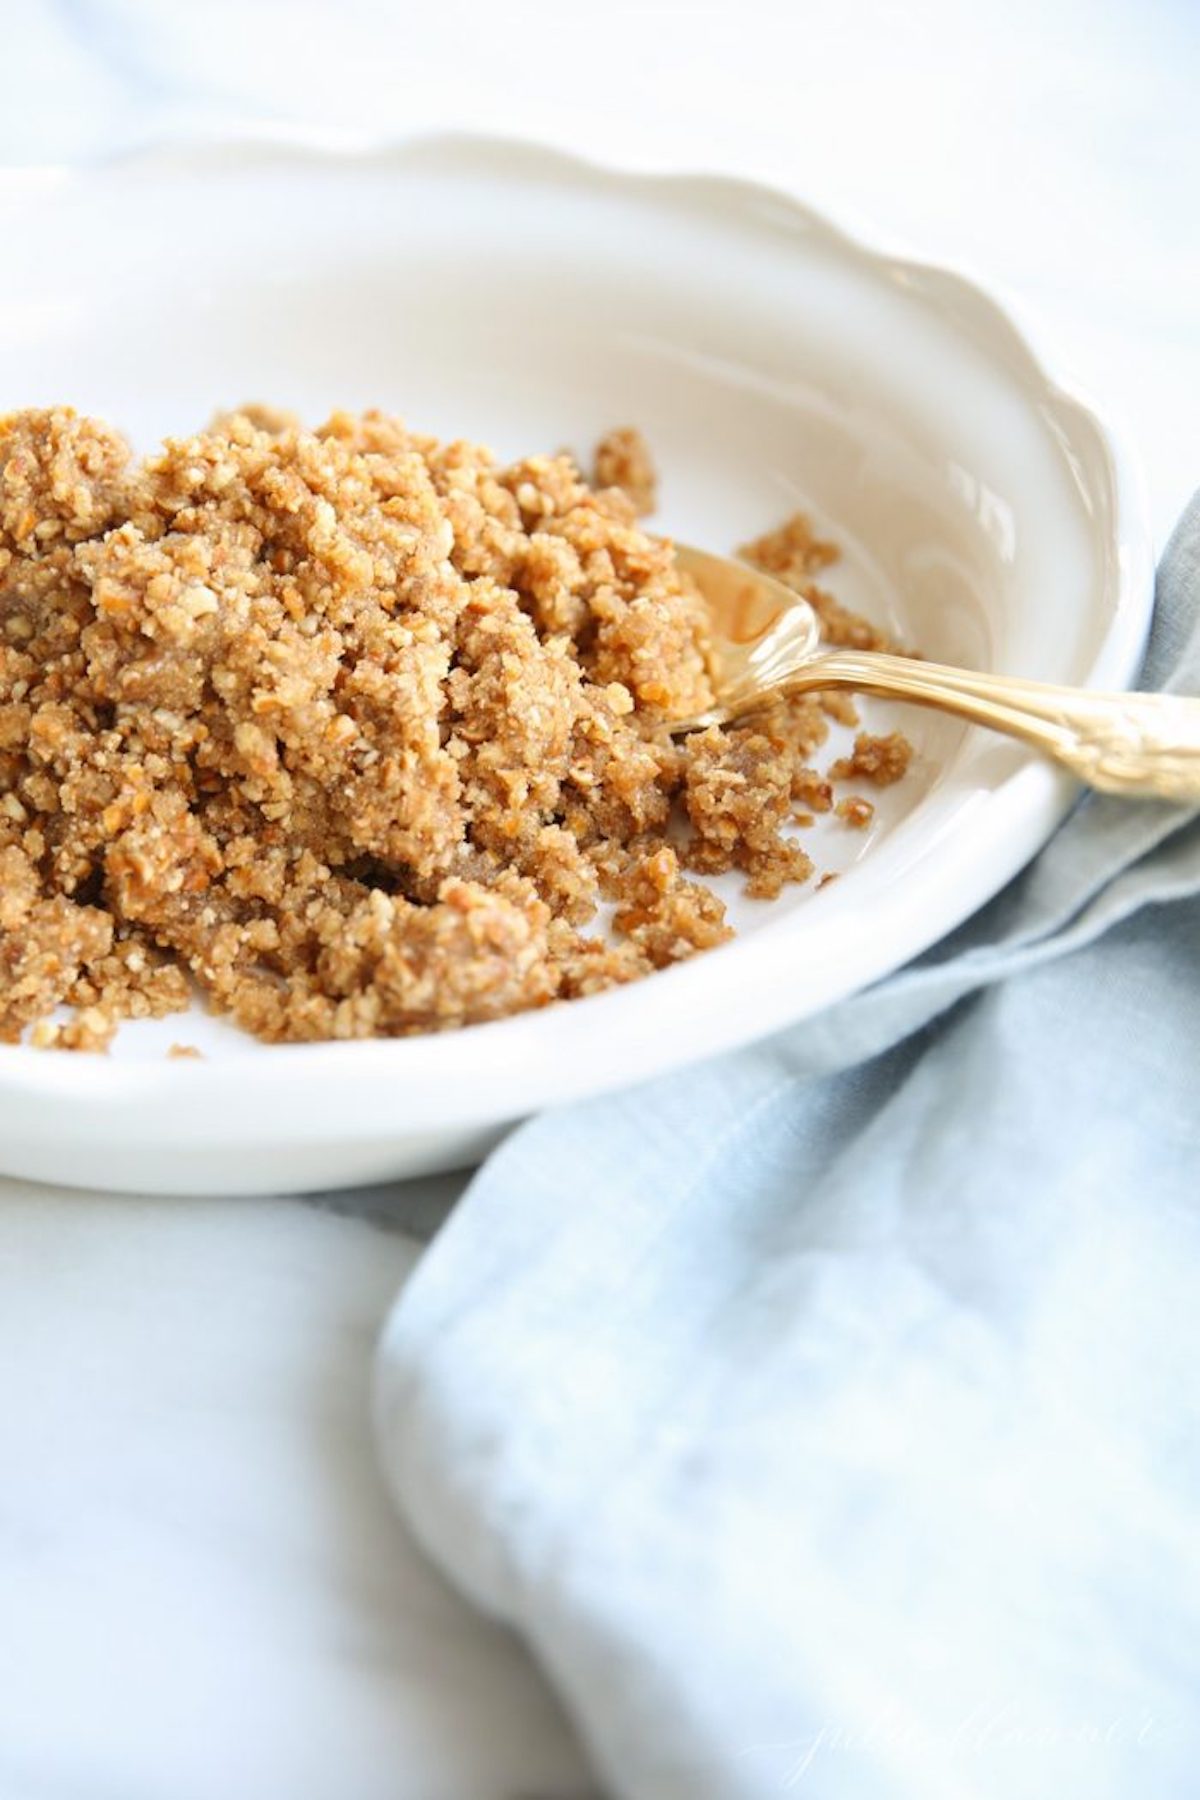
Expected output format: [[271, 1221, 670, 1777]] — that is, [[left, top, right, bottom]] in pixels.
[[777, 653, 1200, 803]]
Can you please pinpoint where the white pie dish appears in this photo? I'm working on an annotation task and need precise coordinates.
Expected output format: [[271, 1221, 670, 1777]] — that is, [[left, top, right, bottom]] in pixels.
[[0, 134, 1152, 1196]]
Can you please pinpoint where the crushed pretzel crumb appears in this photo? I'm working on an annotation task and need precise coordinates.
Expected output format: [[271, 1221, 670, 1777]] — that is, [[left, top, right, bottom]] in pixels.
[[0, 408, 913, 1047], [835, 796, 875, 829], [829, 732, 914, 787], [592, 426, 658, 517]]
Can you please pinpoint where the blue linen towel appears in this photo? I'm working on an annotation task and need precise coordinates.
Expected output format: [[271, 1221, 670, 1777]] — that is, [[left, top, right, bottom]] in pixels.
[[376, 498, 1200, 1800]]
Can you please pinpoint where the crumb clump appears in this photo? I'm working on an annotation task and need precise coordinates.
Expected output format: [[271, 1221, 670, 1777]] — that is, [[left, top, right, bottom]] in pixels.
[[835, 796, 875, 829], [0, 410, 912, 1048], [829, 732, 914, 787], [592, 426, 658, 517], [738, 513, 899, 653]]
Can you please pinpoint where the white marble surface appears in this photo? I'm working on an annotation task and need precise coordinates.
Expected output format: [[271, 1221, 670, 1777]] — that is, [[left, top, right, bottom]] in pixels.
[[0, 1182, 595, 1800], [0, 3, 1196, 1797]]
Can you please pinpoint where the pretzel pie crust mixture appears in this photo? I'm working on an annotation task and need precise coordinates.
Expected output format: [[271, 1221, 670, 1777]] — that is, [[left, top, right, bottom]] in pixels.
[[0, 409, 911, 1050]]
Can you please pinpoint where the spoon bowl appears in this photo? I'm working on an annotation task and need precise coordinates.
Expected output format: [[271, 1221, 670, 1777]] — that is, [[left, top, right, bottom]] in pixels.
[[673, 545, 1200, 802], [673, 545, 822, 730]]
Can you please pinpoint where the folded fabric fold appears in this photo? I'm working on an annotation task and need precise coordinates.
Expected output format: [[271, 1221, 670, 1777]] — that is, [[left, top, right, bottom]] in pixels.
[[376, 496, 1200, 1800]]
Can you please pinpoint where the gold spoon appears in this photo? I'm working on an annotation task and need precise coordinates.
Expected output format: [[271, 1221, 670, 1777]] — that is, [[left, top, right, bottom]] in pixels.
[[672, 545, 1200, 802]]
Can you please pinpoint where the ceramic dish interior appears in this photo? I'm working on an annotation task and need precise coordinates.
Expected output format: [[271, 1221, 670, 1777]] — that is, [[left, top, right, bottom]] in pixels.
[[0, 135, 1152, 1194]]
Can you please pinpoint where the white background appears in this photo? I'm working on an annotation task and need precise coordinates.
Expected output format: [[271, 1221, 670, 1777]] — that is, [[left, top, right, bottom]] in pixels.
[[0, 4, 1196, 1797]]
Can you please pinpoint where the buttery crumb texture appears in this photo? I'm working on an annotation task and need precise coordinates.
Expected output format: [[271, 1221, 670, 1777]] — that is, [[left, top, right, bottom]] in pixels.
[[0, 408, 910, 1049]]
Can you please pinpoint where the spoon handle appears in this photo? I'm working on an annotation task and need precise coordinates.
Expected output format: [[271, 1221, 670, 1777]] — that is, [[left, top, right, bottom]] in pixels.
[[797, 651, 1200, 802]]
